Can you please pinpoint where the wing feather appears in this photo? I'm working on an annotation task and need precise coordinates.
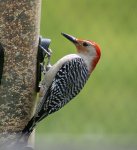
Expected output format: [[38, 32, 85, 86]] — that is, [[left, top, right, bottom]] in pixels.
[[36, 57, 89, 121]]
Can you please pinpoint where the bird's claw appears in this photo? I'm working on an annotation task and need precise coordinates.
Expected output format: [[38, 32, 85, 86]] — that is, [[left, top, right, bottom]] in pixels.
[[36, 36, 52, 92], [38, 36, 52, 72]]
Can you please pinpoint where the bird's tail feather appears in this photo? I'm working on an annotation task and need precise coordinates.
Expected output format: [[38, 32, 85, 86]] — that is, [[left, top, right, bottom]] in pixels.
[[22, 116, 36, 136]]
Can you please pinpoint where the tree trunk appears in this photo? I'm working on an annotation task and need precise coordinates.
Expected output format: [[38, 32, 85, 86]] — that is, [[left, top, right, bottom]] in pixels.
[[0, 0, 41, 148]]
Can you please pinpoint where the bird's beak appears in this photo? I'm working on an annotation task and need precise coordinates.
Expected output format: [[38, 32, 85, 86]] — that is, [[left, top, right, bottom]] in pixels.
[[61, 33, 78, 44]]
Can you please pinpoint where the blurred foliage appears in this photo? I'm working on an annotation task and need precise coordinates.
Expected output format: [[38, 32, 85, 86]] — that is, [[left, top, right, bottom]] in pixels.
[[37, 0, 137, 135]]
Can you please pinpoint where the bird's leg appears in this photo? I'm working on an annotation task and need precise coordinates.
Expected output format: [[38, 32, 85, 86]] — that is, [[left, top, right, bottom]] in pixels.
[[38, 36, 52, 73], [45, 48, 52, 72], [39, 45, 52, 72], [40, 47, 52, 74], [36, 36, 52, 92]]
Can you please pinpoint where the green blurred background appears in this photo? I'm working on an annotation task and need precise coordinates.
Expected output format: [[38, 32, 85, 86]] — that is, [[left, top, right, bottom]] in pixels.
[[36, 0, 137, 149]]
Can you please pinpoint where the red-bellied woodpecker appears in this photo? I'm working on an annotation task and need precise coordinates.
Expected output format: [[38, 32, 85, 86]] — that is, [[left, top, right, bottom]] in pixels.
[[22, 32, 101, 137]]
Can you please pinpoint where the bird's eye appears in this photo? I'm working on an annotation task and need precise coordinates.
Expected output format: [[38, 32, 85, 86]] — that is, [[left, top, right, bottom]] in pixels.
[[83, 42, 89, 47]]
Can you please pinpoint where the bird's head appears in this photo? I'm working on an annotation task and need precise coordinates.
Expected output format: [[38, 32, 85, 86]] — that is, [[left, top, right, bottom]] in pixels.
[[62, 33, 101, 73]]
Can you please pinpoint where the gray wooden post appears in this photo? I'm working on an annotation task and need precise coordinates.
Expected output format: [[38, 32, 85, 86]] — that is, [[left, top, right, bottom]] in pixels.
[[0, 0, 41, 148]]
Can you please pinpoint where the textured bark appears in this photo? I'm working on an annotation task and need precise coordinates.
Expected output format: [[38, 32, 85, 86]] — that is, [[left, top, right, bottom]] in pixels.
[[0, 0, 41, 147]]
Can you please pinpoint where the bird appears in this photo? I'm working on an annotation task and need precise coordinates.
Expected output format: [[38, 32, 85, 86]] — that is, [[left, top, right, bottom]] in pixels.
[[22, 32, 101, 138]]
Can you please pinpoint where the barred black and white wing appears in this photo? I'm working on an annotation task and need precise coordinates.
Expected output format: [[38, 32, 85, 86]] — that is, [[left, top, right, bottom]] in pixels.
[[41, 57, 89, 115], [22, 57, 89, 135]]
